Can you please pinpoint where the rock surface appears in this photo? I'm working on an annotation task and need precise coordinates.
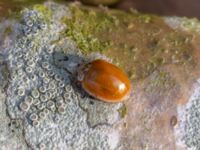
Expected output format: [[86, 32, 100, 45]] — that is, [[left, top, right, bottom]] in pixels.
[[0, 1, 200, 150]]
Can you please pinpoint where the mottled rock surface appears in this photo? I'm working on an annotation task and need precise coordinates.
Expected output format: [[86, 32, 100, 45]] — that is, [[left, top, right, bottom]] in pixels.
[[1, 2, 122, 150], [1, 1, 200, 150]]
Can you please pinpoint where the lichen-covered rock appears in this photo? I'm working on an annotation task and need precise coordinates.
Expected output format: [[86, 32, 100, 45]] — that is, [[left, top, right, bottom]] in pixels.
[[1, 2, 123, 150], [1, 1, 200, 150]]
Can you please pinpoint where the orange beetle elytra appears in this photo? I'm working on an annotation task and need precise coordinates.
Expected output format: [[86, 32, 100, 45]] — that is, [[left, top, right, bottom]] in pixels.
[[78, 59, 131, 103]]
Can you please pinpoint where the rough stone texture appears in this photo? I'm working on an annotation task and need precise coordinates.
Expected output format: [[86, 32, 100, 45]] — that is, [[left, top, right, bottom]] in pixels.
[[1, 1, 200, 150], [175, 80, 200, 150], [0, 2, 122, 150]]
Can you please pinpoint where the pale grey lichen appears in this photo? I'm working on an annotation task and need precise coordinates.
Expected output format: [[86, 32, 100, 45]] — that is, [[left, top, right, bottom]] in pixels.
[[19, 102, 30, 112], [39, 143, 46, 150], [24, 96, 34, 105], [17, 89, 25, 97], [38, 111, 46, 120], [33, 99, 40, 106], [30, 113, 38, 121], [37, 103, 45, 111], [31, 89, 40, 99], [32, 120, 40, 127], [164, 16, 200, 32], [175, 79, 200, 150], [40, 94, 48, 103], [39, 86, 46, 93], [43, 108, 50, 115], [57, 106, 66, 114], [2, 2, 122, 150]]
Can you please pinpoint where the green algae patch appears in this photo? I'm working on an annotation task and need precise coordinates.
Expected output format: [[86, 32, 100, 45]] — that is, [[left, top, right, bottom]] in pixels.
[[100, 11, 195, 80], [61, 3, 196, 82], [62, 4, 115, 53], [33, 4, 52, 21], [138, 14, 152, 24], [181, 17, 200, 32], [118, 104, 128, 118], [0, 0, 45, 20]]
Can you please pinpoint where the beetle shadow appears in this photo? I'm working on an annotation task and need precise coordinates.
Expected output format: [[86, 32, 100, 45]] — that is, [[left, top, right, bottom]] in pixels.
[[52, 51, 93, 102]]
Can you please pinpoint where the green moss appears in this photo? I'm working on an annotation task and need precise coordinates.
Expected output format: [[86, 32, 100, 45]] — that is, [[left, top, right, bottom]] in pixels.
[[0, 0, 46, 20], [118, 104, 127, 118], [59, 3, 195, 81], [8, 4, 52, 24], [62, 4, 114, 53], [33, 4, 52, 21], [181, 17, 200, 31], [138, 14, 152, 23]]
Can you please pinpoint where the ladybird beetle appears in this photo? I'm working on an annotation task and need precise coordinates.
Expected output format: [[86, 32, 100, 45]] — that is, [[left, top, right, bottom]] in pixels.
[[77, 59, 131, 103]]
